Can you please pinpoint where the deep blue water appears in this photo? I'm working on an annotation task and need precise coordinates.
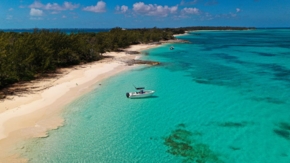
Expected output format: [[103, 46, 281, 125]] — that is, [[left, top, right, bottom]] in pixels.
[[22, 29, 290, 163]]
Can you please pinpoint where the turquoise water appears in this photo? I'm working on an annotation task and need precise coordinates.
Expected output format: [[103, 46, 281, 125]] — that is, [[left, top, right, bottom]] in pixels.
[[23, 29, 290, 163]]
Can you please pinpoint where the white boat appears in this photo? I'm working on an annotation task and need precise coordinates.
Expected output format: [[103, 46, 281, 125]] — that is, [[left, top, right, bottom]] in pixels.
[[126, 87, 154, 99]]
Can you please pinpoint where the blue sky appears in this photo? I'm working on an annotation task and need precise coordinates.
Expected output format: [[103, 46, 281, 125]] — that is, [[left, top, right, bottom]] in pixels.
[[1, 0, 290, 29]]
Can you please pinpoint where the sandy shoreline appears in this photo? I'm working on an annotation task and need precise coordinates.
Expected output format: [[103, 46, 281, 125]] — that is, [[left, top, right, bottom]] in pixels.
[[173, 31, 191, 37], [0, 43, 161, 162]]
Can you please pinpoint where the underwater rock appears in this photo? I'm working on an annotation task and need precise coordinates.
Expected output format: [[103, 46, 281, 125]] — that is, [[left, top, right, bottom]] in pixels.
[[163, 124, 223, 163], [229, 146, 241, 151], [251, 97, 285, 104], [218, 122, 248, 128], [274, 129, 290, 140], [274, 122, 290, 140], [125, 59, 160, 66], [278, 122, 290, 131]]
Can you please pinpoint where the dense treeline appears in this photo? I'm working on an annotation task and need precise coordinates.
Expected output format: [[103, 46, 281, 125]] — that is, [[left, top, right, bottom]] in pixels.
[[128, 26, 254, 36], [176, 26, 255, 31], [0, 27, 174, 90], [0, 26, 254, 90], [160, 26, 255, 35]]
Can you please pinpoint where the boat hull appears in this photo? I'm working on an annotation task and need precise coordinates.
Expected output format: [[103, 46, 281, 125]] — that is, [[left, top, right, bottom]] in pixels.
[[126, 90, 154, 99]]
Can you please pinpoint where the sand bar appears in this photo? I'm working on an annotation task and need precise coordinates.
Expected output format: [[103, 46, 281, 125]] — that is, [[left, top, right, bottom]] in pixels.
[[0, 44, 160, 162]]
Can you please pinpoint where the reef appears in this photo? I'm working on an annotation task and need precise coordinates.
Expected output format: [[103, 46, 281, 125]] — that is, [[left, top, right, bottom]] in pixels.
[[163, 124, 223, 163], [274, 122, 290, 140], [125, 59, 160, 66]]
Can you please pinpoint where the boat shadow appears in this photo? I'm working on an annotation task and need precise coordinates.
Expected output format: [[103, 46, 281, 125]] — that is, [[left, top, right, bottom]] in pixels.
[[129, 95, 159, 99], [147, 95, 159, 98]]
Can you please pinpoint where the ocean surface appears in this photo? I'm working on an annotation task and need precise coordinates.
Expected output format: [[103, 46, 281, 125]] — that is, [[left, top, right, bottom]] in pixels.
[[21, 29, 290, 163]]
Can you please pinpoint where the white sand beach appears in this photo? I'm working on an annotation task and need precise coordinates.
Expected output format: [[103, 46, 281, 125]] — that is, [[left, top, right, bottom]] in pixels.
[[0, 44, 160, 162]]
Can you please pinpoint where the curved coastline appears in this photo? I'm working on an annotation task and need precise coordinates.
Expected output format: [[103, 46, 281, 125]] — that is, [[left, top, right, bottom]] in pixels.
[[0, 43, 162, 162]]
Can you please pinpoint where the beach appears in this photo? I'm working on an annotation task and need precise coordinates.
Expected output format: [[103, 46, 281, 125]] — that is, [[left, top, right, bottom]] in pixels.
[[0, 43, 161, 162]]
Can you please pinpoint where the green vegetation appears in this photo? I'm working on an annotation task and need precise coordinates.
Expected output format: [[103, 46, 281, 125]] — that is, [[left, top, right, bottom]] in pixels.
[[171, 26, 255, 32], [0, 27, 175, 90], [0, 26, 254, 92]]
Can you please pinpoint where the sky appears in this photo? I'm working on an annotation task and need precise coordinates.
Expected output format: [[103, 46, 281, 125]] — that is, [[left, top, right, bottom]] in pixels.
[[0, 0, 290, 29]]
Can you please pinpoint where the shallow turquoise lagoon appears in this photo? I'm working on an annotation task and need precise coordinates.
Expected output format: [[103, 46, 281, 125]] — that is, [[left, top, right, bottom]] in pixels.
[[23, 29, 290, 163]]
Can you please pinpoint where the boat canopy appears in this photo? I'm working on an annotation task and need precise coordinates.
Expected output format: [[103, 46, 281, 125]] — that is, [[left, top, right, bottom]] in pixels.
[[135, 86, 145, 90]]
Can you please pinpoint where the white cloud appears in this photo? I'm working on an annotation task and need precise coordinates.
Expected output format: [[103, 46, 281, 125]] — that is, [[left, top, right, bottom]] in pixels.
[[29, 1, 79, 11], [236, 8, 241, 13], [63, 2, 79, 10], [133, 2, 178, 17], [181, 7, 199, 14], [8, 8, 14, 11], [116, 5, 128, 13], [44, 3, 63, 10], [29, 1, 44, 9], [30, 8, 43, 16], [83, 1, 106, 13]]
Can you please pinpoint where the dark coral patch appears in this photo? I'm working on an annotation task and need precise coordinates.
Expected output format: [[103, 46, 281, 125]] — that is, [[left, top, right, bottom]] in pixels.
[[163, 124, 223, 163], [274, 129, 290, 140], [278, 122, 290, 131], [251, 97, 285, 104], [218, 122, 248, 128], [274, 122, 290, 140]]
